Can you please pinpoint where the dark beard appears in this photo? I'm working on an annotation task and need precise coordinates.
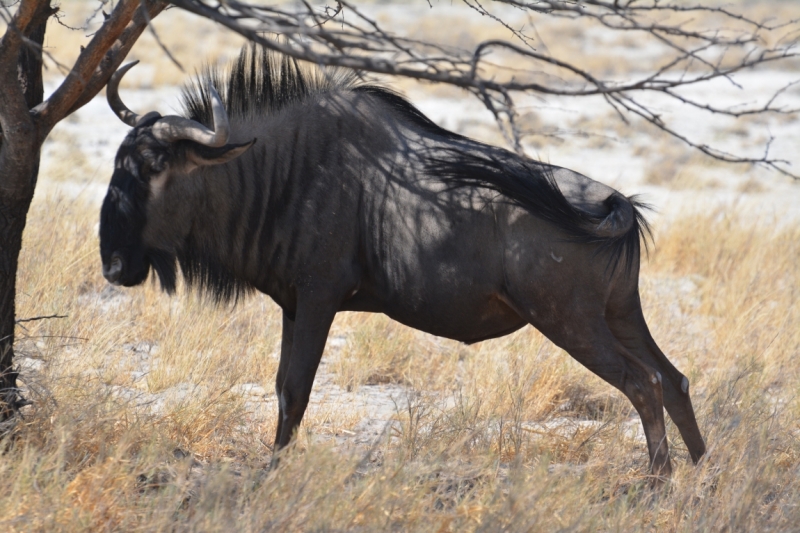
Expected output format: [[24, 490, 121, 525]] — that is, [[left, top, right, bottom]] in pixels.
[[146, 248, 178, 294]]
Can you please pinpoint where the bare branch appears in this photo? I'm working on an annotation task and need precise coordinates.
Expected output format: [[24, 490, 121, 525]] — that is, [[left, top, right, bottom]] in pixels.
[[162, 0, 800, 177], [31, 0, 167, 137], [65, 0, 167, 117], [140, 0, 183, 72], [0, 0, 41, 44]]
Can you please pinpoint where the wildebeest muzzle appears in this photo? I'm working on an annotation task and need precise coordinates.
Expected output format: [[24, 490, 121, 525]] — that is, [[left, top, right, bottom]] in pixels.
[[102, 253, 124, 284]]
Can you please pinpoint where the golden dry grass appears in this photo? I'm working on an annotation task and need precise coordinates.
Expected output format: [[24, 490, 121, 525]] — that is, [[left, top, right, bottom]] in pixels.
[[1, 180, 798, 531]]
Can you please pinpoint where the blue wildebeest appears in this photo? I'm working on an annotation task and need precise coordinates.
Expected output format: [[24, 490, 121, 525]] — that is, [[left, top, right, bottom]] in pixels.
[[99, 48, 705, 478]]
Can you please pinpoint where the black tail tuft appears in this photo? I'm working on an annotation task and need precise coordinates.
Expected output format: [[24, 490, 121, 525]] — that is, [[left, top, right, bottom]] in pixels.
[[603, 194, 652, 275]]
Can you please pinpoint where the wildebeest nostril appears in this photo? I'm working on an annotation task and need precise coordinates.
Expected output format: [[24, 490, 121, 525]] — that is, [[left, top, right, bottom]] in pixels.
[[103, 254, 123, 284]]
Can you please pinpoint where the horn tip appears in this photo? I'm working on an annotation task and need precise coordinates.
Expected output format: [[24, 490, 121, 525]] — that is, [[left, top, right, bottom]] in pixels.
[[118, 60, 140, 74]]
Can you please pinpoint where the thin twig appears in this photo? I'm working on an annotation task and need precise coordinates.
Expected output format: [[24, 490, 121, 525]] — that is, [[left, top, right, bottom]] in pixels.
[[15, 314, 68, 325], [140, 0, 184, 71]]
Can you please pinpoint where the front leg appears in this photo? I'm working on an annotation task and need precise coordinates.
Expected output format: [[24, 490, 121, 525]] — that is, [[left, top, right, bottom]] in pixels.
[[273, 310, 295, 450], [274, 290, 338, 451]]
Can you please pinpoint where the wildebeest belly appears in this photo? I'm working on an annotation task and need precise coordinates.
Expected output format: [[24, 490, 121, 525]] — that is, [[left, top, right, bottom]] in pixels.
[[342, 285, 525, 343], [391, 294, 526, 344], [346, 199, 526, 343]]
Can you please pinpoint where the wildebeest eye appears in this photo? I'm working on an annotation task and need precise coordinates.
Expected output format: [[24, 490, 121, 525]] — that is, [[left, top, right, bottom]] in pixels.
[[151, 159, 168, 174], [139, 149, 169, 177]]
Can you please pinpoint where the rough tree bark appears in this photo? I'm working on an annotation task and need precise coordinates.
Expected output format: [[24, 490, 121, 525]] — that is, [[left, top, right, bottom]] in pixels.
[[0, 0, 54, 419], [0, 0, 167, 421]]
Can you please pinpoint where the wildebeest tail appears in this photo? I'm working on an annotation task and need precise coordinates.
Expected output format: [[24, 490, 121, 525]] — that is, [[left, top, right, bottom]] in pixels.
[[427, 148, 650, 274], [597, 192, 651, 274]]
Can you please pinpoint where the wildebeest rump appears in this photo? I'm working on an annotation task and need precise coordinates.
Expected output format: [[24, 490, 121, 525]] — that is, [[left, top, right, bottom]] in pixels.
[[99, 48, 705, 478]]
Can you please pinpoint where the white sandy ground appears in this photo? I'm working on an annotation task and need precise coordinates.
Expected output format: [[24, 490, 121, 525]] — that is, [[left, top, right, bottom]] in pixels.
[[25, 1, 800, 459]]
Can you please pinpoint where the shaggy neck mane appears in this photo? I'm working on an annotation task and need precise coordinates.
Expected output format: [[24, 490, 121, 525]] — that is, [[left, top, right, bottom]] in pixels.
[[170, 47, 464, 304], [180, 46, 459, 137], [181, 47, 362, 124], [168, 48, 361, 304]]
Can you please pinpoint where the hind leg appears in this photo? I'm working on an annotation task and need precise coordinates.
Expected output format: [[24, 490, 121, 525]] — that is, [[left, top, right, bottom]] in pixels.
[[606, 297, 706, 463], [533, 315, 673, 479]]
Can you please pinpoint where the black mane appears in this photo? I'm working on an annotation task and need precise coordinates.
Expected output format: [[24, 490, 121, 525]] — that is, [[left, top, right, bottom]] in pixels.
[[181, 46, 362, 125], [181, 46, 465, 141], [176, 47, 367, 303], [175, 47, 468, 303]]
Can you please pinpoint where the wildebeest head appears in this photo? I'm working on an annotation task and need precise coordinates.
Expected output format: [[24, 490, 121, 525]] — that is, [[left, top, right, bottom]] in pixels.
[[100, 61, 254, 289]]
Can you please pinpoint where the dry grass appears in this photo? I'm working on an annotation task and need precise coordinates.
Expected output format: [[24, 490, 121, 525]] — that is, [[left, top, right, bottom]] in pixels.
[[1, 179, 798, 531]]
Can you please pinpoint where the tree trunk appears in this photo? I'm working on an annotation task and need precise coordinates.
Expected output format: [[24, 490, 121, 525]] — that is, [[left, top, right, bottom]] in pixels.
[[0, 186, 36, 419], [0, 1, 53, 420]]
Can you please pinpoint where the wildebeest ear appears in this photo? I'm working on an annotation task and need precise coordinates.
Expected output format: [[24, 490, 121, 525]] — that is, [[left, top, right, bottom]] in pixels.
[[186, 138, 256, 168]]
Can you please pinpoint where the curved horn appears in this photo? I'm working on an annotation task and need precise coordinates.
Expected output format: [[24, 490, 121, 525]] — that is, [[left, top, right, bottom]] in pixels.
[[151, 85, 230, 147], [107, 61, 141, 127]]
